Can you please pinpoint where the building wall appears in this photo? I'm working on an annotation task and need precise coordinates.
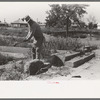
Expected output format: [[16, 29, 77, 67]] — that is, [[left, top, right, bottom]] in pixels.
[[0, 23, 8, 27], [11, 23, 28, 28], [97, 25, 100, 29], [20, 24, 28, 27], [40, 25, 45, 29]]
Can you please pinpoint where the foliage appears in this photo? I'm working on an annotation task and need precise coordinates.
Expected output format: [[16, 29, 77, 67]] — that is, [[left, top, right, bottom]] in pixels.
[[0, 27, 28, 37], [87, 15, 98, 29], [88, 22, 94, 29], [87, 15, 97, 24], [0, 69, 22, 80], [0, 34, 31, 48], [88, 22, 97, 29], [0, 37, 10, 46], [45, 4, 88, 28], [41, 36, 83, 58], [0, 60, 25, 80], [94, 24, 97, 29]]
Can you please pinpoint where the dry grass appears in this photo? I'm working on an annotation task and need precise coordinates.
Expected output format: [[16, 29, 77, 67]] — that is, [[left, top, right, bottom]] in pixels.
[[0, 27, 28, 37], [41, 36, 82, 58], [0, 60, 26, 80], [0, 31, 83, 59], [80, 37, 99, 49]]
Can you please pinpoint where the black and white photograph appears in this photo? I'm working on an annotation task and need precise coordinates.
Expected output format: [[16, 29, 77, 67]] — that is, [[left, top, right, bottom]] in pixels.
[[0, 1, 100, 81]]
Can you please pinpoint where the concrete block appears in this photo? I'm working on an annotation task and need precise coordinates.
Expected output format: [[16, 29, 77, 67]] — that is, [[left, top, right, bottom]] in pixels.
[[50, 52, 83, 67], [65, 52, 81, 61], [65, 53, 95, 68]]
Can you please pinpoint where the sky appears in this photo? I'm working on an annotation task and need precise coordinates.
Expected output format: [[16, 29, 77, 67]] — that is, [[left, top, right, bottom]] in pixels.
[[0, 2, 100, 24]]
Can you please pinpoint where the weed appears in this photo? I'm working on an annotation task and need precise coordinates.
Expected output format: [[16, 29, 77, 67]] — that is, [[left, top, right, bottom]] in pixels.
[[41, 36, 82, 58], [0, 69, 23, 80]]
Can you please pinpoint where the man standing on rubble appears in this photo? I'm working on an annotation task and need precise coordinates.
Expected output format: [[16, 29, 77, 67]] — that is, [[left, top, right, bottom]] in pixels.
[[22, 15, 45, 59]]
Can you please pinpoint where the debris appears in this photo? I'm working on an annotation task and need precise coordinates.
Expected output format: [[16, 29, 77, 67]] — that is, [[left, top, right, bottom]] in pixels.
[[72, 75, 81, 78]]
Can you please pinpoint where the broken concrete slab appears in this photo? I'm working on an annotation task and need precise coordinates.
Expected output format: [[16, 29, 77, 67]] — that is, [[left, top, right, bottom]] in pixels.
[[47, 51, 85, 67], [0, 51, 27, 59], [65, 52, 95, 68], [0, 46, 31, 54], [49, 51, 82, 66], [65, 52, 81, 61], [51, 49, 93, 63]]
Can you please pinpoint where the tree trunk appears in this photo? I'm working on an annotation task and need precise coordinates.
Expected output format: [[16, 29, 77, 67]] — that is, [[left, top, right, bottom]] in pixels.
[[66, 17, 69, 37], [90, 31, 92, 40]]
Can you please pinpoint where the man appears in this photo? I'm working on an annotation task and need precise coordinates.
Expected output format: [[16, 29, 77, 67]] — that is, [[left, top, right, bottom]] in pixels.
[[22, 15, 45, 59]]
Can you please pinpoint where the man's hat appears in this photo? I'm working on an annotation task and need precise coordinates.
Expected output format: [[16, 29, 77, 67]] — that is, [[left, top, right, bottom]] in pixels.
[[22, 15, 31, 22]]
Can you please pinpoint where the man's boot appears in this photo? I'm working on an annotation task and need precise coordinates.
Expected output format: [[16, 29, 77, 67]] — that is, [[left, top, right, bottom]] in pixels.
[[32, 48, 36, 59], [33, 54, 36, 59]]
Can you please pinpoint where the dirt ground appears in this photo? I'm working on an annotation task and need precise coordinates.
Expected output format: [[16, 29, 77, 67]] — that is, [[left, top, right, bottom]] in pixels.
[[25, 49, 100, 80]]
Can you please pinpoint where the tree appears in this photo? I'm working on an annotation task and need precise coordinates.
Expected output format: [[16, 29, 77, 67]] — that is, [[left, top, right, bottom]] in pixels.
[[87, 15, 97, 24], [87, 15, 97, 29], [87, 15, 98, 40], [45, 4, 88, 37], [88, 22, 93, 29], [93, 24, 97, 29]]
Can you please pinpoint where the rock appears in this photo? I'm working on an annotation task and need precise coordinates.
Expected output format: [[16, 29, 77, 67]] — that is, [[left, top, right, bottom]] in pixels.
[[24, 59, 51, 75]]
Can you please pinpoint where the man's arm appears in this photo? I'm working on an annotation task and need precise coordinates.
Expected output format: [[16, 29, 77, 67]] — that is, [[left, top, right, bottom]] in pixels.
[[24, 31, 33, 41], [24, 26, 36, 42]]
